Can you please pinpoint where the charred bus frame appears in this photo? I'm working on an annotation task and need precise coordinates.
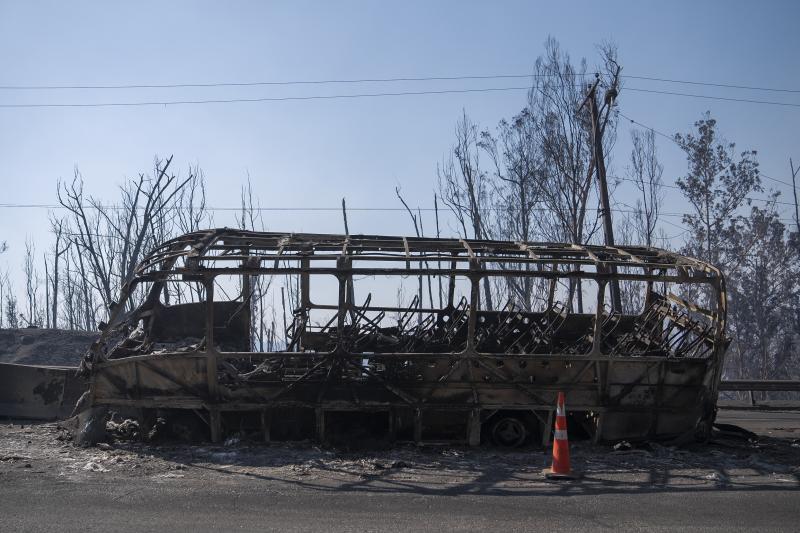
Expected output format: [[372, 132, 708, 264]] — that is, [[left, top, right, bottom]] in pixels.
[[82, 229, 728, 446]]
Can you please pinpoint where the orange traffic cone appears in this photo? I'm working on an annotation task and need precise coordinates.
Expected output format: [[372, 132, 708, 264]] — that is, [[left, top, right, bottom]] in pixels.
[[545, 391, 579, 480]]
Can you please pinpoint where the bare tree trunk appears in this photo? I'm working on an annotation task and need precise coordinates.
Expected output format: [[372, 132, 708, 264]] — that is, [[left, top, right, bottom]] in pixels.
[[395, 187, 425, 322], [0, 271, 6, 328], [49, 217, 68, 329], [44, 254, 50, 329], [791, 158, 799, 237], [434, 194, 444, 308], [74, 248, 93, 330], [23, 238, 40, 327]]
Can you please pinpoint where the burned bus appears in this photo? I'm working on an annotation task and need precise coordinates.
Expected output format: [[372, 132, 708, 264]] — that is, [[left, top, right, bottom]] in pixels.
[[80, 229, 728, 447]]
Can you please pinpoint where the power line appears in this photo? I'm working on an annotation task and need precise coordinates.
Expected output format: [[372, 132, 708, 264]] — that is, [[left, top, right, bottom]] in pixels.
[[659, 218, 691, 240], [3, 83, 798, 109], [625, 87, 800, 108], [618, 111, 686, 143], [0, 86, 536, 108], [626, 75, 800, 94], [2, 72, 798, 94], [612, 174, 798, 208], [618, 111, 796, 189], [0, 74, 540, 91]]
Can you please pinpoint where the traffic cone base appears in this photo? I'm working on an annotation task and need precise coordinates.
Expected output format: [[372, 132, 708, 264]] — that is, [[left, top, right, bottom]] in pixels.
[[543, 467, 581, 480]]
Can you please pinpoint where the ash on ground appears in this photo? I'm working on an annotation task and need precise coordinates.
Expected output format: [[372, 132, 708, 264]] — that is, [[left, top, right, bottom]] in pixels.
[[1, 416, 798, 493]]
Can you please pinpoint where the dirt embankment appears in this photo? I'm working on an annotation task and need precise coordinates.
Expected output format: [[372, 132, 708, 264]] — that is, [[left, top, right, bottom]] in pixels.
[[0, 328, 97, 367]]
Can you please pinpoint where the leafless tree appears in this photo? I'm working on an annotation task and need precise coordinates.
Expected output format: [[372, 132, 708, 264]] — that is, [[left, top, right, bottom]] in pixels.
[[627, 129, 664, 247], [4, 287, 19, 329], [614, 214, 648, 314], [481, 108, 547, 310], [433, 194, 445, 308], [46, 216, 69, 329], [438, 110, 494, 310], [674, 113, 761, 272], [790, 158, 799, 241], [395, 186, 434, 311], [172, 164, 210, 304], [22, 238, 42, 327], [515, 38, 618, 311], [726, 202, 798, 382], [436, 38, 621, 313], [236, 176, 280, 351], [176, 164, 211, 235], [0, 270, 9, 328], [71, 240, 97, 330], [61, 251, 77, 330], [57, 156, 191, 323], [528, 39, 598, 248]]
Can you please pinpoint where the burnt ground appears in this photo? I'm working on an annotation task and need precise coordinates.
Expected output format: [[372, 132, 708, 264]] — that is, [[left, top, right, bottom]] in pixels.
[[0, 328, 96, 366], [1, 415, 798, 490], [0, 409, 798, 531]]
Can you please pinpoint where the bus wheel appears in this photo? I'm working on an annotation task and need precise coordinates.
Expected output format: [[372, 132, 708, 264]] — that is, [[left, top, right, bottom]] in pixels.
[[490, 416, 528, 448]]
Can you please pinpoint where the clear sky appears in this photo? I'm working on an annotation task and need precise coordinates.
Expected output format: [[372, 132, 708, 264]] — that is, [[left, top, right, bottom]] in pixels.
[[1, 0, 799, 287]]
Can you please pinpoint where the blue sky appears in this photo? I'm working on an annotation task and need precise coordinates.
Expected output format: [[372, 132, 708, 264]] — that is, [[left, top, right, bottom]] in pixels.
[[1, 0, 799, 285]]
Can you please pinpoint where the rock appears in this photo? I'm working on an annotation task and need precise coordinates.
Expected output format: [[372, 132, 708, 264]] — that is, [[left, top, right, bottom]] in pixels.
[[704, 471, 729, 484], [82, 461, 109, 473], [155, 472, 184, 479], [76, 407, 109, 446]]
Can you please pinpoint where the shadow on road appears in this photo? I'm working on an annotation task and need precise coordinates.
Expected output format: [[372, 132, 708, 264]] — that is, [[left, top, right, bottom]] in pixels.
[[136, 433, 800, 497]]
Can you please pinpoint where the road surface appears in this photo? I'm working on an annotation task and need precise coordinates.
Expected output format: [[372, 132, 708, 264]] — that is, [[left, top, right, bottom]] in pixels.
[[1, 409, 798, 532]]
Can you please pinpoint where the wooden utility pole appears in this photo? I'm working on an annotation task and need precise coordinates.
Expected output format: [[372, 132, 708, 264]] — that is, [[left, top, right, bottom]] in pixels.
[[581, 73, 622, 312]]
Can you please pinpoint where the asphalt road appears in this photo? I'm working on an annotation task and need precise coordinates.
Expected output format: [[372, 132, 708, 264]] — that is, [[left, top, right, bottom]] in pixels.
[[1, 476, 798, 532], [1, 408, 798, 532], [716, 407, 800, 438]]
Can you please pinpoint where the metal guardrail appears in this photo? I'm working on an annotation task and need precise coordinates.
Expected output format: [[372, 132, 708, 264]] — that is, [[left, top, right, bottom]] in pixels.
[[718, 379, 800, 408], [719, 380, 800, 392], [0, 362, 86, 420]]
